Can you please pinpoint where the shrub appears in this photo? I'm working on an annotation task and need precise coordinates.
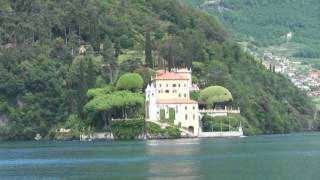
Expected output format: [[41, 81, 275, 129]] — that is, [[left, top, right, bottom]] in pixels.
[[160, 109, 165, 121], [116, 73, 144, 92], [111, 119, 145, 140], [199, 86, 233, 108], [168, 108, 175, 124]]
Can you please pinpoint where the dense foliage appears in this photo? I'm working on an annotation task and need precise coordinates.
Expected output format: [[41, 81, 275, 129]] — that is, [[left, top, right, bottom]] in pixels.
[[202, 114, 256, 135], [111, 119, 145, 140], [116, 73, 144, 92], [0, 0, 316, 139], [199, 86, 233, 108], [188, 0, 320, 56]]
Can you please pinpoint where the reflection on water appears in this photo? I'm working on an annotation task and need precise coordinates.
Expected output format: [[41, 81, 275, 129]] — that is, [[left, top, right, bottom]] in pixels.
[[146, 139, 200, 180], [1, 133, 320, 179]]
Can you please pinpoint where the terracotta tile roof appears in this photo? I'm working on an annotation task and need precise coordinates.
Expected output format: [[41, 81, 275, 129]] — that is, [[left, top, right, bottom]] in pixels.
[[155, 71, 188, 80], [157, 98, 198, 104]]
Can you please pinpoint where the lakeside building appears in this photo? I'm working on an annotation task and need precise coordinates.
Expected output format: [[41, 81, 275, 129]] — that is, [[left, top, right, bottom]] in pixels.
[[145, 68, 243, 137], [145, 68, 200, 136]]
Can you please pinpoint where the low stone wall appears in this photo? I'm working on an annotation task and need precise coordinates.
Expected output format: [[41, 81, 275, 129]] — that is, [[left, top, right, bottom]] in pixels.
[[199, 131, 243, 137], [80, 132, 114, 141]]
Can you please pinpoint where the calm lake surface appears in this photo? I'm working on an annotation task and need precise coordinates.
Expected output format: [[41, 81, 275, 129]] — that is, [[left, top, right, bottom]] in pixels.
[[1, 132, 320, 180]]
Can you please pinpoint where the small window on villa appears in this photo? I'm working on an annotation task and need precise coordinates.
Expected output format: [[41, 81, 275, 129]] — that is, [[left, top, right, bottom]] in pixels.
[[166, 84, 168, 87], [178, 84, 181, 87], [193, 114, 195, 120], [165, 90, 169, 93], [179, 94, 181, 97], [173, 84, 176, 87], [158, 90, 161, 93], [184, 84, 186, 87], [193, 106, 195, 110], [176, 105, 178, 113], [159, 84, 162, 87], [185, 114, 188, 120], [184, 94, 186, 98], [185, 106, 187, 110]]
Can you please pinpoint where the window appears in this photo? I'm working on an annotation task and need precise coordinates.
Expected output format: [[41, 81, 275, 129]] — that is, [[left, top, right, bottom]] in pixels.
[[176, 105, 179, 113], [193, 106, 195, 110], [193, 114, 195, 120], [185, 106, 187, 110], [185, 114, 188, 120], [184, 84, 186, 87], [165, 90, 169, 93], [184, 94, 186, 98], [158, 90, 161, 93], [179, 94, 181, 97], [166, 84, 168, 87], [159, 84, 162, 87], [173, 84, 176, 87], [178, 84, 180, 87]]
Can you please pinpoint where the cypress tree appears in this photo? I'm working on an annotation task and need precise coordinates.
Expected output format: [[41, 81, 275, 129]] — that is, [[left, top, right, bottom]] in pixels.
[[145, 30, 153, 68], [77, 59, 87, 119], [87, 56, 96, 88]]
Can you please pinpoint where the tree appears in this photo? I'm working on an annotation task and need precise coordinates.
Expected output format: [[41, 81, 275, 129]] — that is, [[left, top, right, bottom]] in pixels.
[[77, 59, 87, 119], [145, 30, 153, 68], [85, 90, 144, 128], [116, 73, 144, 92], [134, 67, 156, 88], [199, 86, 233, 109]]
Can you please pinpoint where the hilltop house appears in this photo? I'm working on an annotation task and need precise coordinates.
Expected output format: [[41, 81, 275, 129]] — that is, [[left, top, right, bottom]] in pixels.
[[145, 68, 200, 136]]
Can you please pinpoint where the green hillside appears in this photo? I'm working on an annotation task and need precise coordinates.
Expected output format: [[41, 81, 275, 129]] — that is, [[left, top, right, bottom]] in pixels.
[[0, 0, 317, 140], [188, 0, 320, 58]]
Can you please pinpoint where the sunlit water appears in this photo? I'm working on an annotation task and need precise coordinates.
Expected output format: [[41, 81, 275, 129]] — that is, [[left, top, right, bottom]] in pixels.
[[1, 132, 320, 179]]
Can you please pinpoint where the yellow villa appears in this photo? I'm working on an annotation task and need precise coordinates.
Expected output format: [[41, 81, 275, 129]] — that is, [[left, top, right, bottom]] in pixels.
[[145, 68, 200, 136]]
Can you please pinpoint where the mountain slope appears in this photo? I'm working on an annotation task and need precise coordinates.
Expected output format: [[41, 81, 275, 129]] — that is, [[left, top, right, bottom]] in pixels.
[[188, 0, 320, 58], [0, 0, 316, 139]]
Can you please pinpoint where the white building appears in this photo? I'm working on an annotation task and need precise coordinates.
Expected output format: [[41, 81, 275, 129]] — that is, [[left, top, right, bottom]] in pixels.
[[145, 68, 200, 136]]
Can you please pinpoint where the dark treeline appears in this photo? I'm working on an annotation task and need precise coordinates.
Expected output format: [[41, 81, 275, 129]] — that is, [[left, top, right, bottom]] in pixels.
[[0, 0, 317, 140]]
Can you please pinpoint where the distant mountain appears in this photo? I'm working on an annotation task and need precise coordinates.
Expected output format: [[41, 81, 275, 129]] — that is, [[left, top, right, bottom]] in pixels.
[[188, 0, 320, 58]]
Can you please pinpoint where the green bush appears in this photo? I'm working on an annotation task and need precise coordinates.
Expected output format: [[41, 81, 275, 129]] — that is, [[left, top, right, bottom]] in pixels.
[[160, 109, 165, 121], [168, 108, 175, 124], [163, 126, 181, 138], [111, 119, 145, 140], [146, 122, 181, 138], [199, 86, 233, 108], [116, 73, 144, 92], [190, 91, 200, 101], [146, 122, 163, 135]]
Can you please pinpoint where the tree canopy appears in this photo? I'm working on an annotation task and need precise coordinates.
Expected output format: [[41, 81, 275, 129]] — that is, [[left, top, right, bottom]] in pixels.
[[199, 86, 233, 108], [116, 73, 144, 92]]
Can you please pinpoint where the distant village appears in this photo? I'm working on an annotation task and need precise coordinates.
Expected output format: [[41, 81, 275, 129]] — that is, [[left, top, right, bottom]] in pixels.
[[261, 52, 320, 97]]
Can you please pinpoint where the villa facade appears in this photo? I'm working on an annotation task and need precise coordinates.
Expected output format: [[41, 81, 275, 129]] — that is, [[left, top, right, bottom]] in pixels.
[[145, 68, 200, 136]]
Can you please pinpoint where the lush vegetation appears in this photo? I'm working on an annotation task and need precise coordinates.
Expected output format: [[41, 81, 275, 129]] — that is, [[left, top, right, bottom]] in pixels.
[[202, 114, 257, 135], [199, 86, 233, 108], [116, 73, 143, 92], [188, 0, 320, 57], [111, 119, 145, 140], [111, 119, 181, 139], [0, 0, 317, 140]]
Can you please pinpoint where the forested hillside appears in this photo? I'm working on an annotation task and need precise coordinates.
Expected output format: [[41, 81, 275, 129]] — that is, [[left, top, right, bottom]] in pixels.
[[188, 0, 320, 58], [0, 0, 316, 140]]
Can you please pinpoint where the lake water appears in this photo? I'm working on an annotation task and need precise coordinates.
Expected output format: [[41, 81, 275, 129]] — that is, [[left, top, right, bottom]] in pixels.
[[1, 132, 320, 180]]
